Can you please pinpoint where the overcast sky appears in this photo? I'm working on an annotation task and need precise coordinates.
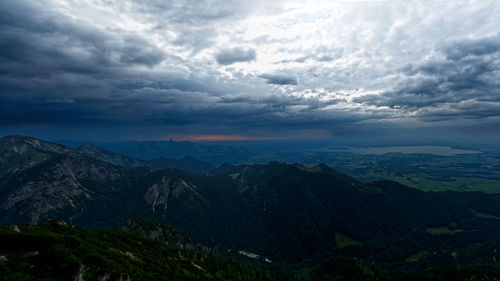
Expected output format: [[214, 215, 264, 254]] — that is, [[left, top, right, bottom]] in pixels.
[[1, 0, 499, 143]]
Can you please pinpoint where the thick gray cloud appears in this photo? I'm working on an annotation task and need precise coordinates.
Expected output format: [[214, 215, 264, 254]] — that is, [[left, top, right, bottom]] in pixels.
[[216, 47, 256, 65], [258, 73, 298, 85], [355, 34, 500, 121], [445, 35, 500, 61]]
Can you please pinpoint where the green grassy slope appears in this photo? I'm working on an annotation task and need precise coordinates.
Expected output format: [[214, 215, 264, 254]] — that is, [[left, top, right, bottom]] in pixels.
[[0, 221, 293, 281]]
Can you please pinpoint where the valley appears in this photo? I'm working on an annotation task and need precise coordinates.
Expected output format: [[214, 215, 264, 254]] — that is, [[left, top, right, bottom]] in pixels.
[[87, 139, 500, 193]]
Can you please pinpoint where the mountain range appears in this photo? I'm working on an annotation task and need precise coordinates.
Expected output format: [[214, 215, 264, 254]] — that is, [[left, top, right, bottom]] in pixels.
[[80, 139, 255, 165], [2, 135, 500, 280]]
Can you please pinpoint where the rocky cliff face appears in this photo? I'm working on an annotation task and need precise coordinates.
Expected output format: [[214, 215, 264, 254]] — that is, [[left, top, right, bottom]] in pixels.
[[0, 135, 76, 176], [143, 175, 207, 214], [0, 136, 217, 228], [0, 135, 76, 156], [0, 155, 125, 223], [121, 218, 215, 255], [0, 136, 138, 225]]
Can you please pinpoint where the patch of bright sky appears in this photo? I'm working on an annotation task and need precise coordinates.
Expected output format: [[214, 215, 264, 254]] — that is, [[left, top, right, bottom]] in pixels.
[[43, 0, 500, 112]]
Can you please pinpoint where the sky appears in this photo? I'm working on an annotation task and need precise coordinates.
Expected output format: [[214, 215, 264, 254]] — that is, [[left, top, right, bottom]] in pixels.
[[1, 0, 500, 143]]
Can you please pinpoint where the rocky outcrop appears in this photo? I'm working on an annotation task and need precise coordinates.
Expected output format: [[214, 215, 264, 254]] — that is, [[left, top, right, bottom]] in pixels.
[[120, 218, 215, 256], [143, 175, 204, 213]]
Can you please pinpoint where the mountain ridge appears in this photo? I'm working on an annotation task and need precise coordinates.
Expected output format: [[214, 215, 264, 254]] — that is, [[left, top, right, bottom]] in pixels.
[[2, 135, 500, 270], [76, 142, 215, 173]]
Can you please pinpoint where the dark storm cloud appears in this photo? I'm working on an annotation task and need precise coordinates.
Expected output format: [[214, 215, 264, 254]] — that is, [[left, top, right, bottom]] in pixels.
[[0, 0, 168, 102], [445, 35, 500, 61], [355, 34, 500, 119], [215, 47, 257, 65], [258, 73, 298, 85], [2, 0, 500, 142], [0, 0, 202, 135], [116, 36, 166, 66]]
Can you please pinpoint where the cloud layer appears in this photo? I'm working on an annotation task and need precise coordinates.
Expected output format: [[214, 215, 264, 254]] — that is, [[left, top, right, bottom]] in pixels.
[[216, 47, 257, 65], [0, 0, 499, 142]]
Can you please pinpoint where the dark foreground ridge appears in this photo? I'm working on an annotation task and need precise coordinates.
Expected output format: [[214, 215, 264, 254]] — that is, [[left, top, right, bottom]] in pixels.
[[2, 220, 500, 281], [0, 220, 292, 281]]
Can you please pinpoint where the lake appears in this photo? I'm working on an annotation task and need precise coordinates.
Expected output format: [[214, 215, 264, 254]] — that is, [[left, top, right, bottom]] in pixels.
[[348, 146, 482, 156]]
